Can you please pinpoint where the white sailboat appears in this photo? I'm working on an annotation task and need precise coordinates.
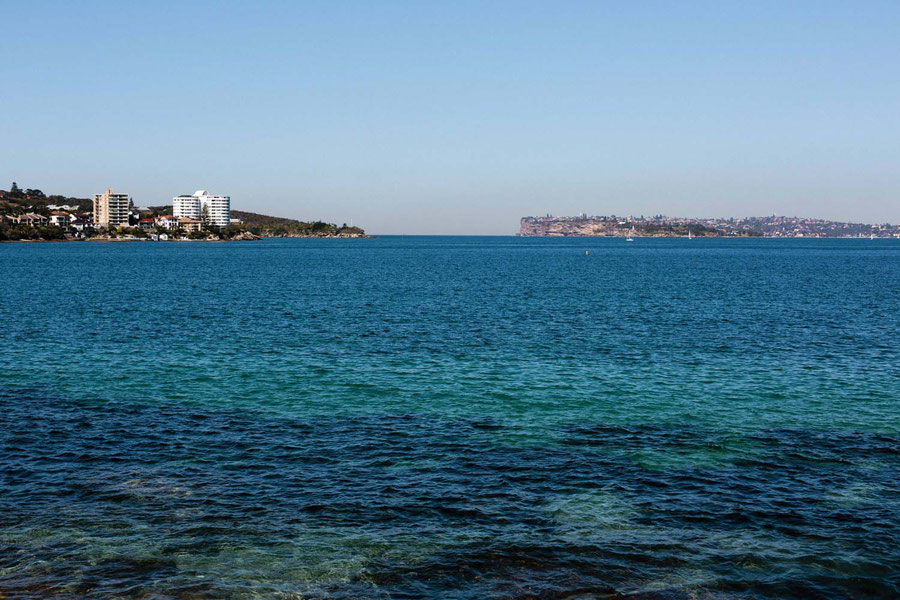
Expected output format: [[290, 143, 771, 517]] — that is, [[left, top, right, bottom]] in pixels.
[[688, 229, 693, 240], [626, 225, 635, 242]]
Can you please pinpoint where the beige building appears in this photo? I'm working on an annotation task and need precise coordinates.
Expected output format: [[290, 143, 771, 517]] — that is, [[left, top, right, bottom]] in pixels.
[[14, 213, 48, 227], [178, 217, 203, 232], [93, 189, 131, 228]]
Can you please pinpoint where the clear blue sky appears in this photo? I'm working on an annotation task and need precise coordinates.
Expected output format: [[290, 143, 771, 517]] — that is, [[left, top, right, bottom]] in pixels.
[[2, 1, 898, 233]]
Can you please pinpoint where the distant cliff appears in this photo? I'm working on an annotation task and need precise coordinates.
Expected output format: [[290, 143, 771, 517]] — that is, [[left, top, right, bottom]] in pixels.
[[519, 215, 900, 238], [519, 216, 724, 237]]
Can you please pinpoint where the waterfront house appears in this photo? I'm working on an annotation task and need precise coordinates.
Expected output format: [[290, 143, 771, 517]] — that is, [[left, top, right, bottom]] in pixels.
[[155, 215, 178, 229], [49, 212, 71, 228], [138, 218, 155, 231], [178, 217, 203, 232], [15, 213, 48, 227], [70, 218, 92, 232]]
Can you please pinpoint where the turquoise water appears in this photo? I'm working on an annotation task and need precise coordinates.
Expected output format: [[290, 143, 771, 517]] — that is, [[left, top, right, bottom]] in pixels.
[[1, 237, 898, 598]]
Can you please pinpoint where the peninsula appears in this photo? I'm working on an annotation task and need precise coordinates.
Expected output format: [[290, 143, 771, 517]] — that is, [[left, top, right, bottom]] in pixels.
[[519, 214, 900, 238], [0, 182, 367, 241]]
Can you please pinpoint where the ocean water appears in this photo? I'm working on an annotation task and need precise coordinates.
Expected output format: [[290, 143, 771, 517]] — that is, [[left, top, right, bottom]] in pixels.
[[0, 236, 897, 599]]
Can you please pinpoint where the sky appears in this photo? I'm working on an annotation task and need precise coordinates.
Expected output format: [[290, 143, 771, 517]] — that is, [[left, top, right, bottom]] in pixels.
[[2, 1, 898, 234]]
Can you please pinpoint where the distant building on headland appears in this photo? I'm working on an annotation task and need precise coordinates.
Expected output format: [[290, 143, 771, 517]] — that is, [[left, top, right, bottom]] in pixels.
[[93, 189, 131, 228], [173, 190, 231, 228]]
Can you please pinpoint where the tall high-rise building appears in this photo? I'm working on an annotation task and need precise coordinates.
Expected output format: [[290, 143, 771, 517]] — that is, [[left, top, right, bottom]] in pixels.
[[173, 190, 230, 228], [172, 194, 201, 220], [93, 189, 131, 228]]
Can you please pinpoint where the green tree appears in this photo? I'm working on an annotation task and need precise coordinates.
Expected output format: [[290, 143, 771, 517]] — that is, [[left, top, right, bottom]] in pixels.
[[201, 204, 211, 229], [37, 225, 65, 240]]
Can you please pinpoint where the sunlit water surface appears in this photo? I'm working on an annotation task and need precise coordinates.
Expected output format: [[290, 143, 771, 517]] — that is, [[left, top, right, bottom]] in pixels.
[[1, 237, 897, 599]]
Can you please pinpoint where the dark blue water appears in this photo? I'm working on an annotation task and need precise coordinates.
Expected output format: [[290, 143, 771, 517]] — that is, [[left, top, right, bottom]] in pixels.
[[1, 237, 898, 598]]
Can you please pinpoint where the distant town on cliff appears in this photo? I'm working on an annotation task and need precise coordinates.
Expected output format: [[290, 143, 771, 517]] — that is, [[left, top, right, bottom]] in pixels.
[[520, 214, 900, 238]]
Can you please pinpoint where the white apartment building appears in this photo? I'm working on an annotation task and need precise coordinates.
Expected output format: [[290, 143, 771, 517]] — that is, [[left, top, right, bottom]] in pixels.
[[93, 189, 131, 228], [172, 190, 231, 228], [172, 194, 201, 220]]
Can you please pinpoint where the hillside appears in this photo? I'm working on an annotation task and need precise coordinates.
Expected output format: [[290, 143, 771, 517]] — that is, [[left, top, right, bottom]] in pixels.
[[1, 182, 367, 240], [0, 182, 92, 214], [146, 207, 366, 237], [231, 210, 301, 227]]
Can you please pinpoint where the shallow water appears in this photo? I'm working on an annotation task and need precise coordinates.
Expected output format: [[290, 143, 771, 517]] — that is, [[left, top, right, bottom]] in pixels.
[[1, 237, 898, 598]]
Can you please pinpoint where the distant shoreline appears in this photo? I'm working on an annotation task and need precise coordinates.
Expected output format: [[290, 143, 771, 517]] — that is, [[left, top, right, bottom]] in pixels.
[[5, 234, 898, 244], [1, 234, 374, 244], [520, 214, 899, 239], [0, 185, 369, 242], [515, 234, 898, 239]]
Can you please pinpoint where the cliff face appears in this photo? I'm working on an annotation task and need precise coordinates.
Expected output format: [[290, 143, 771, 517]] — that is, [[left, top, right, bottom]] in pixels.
[[519, 215, 900, 238], [519, 217, 630, 237], [518, 216, 727, 237]]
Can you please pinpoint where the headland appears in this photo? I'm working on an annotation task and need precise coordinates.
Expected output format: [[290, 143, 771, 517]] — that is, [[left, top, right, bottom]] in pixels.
[[519, 214, 900, 238], [0, 182, 368, 242]]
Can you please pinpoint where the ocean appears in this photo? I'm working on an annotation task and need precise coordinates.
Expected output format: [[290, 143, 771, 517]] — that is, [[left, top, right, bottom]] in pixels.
[[1, 236, 897, 599]]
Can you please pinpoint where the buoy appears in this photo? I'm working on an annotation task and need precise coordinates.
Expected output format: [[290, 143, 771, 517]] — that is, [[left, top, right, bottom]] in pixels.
[[585, 250, 589, 255]]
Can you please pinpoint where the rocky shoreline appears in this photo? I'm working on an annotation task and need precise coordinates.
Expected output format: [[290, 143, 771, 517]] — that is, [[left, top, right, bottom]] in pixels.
[[267, 232, 372, 239], [2, 232, 374, 243]]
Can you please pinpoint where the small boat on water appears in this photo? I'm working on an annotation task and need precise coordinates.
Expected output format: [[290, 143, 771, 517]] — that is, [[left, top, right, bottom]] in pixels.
[[626, 226, 635, 242]]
